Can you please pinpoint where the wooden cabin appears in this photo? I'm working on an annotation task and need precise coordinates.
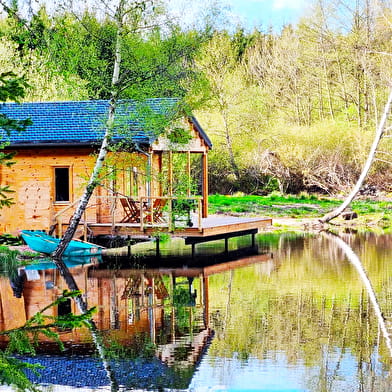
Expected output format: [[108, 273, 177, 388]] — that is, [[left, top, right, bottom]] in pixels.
[[0, 99, 212, 237]]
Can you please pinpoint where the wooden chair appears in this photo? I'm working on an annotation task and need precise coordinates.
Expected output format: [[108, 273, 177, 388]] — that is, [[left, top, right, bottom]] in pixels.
[[119, 198, 141, 223], [145, 198, 167, 223]]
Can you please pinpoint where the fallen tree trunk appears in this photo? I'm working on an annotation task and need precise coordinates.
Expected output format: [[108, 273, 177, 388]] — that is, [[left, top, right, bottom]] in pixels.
[[319, 89, 392, 223]]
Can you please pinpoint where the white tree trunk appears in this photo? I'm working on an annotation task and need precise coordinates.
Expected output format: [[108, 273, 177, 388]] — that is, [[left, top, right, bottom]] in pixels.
[[324, 232, 392, 357], [52, 2, 123, 260], [50, 3, 124, 389], [320, 89, 392, 223]]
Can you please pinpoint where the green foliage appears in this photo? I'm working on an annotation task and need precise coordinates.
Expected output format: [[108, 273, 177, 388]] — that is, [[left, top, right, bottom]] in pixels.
[[166, 127, 192, 145], [0, 351, 42, 392], [0, 290, 95, 391], [2, 1, 392, 194], [0, 72, 31, 135], [0, 71, 32, 208], [208, 193, 392, 218], [0, 72, 28, 102], [0, 245, 21, 278], [0, 234, 22, 246], [192, 5, 392, 194], [172, 285, 195, 332], [103, 334, 156, 360]]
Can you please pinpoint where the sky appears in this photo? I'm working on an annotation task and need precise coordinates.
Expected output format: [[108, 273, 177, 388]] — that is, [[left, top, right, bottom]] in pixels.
[[0, 0, 310, 32], [225, 0, 308, 29], [167, 0, 310, 31]]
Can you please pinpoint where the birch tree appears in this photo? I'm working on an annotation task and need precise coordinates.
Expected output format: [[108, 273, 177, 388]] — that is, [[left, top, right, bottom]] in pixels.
[[51, 0, 128, 262], [320, 89, 392, 223]]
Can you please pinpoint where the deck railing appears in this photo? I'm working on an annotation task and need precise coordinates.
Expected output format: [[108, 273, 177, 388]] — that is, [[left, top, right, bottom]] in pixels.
[[52, 194, 203, 238]]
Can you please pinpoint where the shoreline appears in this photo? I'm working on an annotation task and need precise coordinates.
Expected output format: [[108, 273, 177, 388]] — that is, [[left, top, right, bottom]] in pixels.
[[269, 215, 389, 233]]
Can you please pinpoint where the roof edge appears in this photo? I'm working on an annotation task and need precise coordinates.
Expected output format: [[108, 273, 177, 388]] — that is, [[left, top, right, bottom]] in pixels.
[[189, 116, 212, 149]]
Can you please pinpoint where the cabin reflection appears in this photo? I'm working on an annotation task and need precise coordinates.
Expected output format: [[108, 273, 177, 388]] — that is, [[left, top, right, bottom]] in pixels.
[[0, 248, 274, 387]]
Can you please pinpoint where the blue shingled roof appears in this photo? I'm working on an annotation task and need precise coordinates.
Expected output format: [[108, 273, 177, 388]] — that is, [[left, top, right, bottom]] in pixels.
[[0, 99, 180, 146]]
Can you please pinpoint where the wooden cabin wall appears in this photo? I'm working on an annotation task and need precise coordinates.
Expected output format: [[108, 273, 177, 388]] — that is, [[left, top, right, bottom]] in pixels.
[[0, 278, 26, 330], [0, 148, 96, 235], [0, 148, 154, 235], [152, 119, 210, 153]]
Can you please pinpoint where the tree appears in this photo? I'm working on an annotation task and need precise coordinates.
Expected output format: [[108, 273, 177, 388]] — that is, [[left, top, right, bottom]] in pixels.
[[0, 3, 207, 388], [196, 32, 247, 181], [0, 71, 31, 207], [47, 0, 205, 255], [320, 89, 392, 223]]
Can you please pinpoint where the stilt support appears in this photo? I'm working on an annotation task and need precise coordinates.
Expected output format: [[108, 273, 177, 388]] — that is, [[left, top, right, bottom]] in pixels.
[[156, 237, 160, 258]]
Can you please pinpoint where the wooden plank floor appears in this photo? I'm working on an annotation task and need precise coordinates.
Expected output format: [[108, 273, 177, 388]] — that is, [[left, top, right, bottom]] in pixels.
[[63, 214, 272, 240]]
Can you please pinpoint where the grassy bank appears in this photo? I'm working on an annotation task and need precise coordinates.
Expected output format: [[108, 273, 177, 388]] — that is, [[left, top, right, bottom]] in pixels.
[[208, 193, 392, 231]]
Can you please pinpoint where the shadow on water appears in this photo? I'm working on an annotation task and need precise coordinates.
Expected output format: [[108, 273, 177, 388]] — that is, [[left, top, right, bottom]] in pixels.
[[1, 232, 392, 391]]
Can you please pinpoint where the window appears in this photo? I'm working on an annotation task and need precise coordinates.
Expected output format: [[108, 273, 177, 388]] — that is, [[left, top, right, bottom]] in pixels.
[[57, 297, 72, 316], [54, 167, 70, 202]]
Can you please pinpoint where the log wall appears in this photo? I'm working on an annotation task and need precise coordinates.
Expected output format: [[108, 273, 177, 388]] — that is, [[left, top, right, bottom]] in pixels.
[[0, 148, 155, 235], [0, 148, 96, 235]]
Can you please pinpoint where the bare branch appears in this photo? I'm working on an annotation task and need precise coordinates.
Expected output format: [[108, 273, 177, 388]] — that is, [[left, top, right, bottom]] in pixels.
[[375, 150, 392, 156], [374, 157, 392, 165]]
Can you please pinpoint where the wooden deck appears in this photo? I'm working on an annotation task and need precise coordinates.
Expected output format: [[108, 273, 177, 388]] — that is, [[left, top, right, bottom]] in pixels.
[[63, 214, 272, 243]]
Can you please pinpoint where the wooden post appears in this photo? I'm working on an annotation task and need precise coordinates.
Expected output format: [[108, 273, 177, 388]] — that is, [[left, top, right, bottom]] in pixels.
[[156, 237, 160, 258], [58, 216, 63, 238], [168, 151, 173, 197], [187, 151, 191, 197], [127, 235, 131, 257], [110, 277, 119, 330], [140, 197, 144, 232], [168, 151, 174, 229], [197, 198, 202, 231], [157, 152, 163, 196], [130, 167, 134, 195], [141, 273, 145, 307], [150, 276, 156, 344], [111, 194, 116, 234], [202, 152, 208, 218], [203, 275, 209, 329], [83, 210, 87, 242]]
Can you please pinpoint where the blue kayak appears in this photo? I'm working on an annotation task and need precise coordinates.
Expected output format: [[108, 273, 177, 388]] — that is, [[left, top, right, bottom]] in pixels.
[[20, 230, 104, 257], [24, 255, 102, 271]]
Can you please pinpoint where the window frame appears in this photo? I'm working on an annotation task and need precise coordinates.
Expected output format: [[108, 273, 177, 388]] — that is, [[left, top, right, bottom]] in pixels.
[[52, 166, 72, 204]]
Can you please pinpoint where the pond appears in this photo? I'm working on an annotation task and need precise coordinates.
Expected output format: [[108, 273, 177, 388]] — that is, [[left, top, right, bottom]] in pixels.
[[1, 231, 392, 391]]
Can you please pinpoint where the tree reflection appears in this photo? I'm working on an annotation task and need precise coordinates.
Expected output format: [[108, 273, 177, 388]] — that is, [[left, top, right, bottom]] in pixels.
[[3, 233, 392, 390], [324, 232, 392, 357], [204, 232, 392, 391]]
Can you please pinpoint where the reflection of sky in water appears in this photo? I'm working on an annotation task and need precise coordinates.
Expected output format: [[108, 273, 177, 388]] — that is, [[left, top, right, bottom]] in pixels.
[[189, 349, 377, 392]]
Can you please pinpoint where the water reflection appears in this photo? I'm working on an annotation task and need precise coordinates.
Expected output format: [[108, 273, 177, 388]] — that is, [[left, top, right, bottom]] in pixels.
[[1, 233, 392, 391]]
